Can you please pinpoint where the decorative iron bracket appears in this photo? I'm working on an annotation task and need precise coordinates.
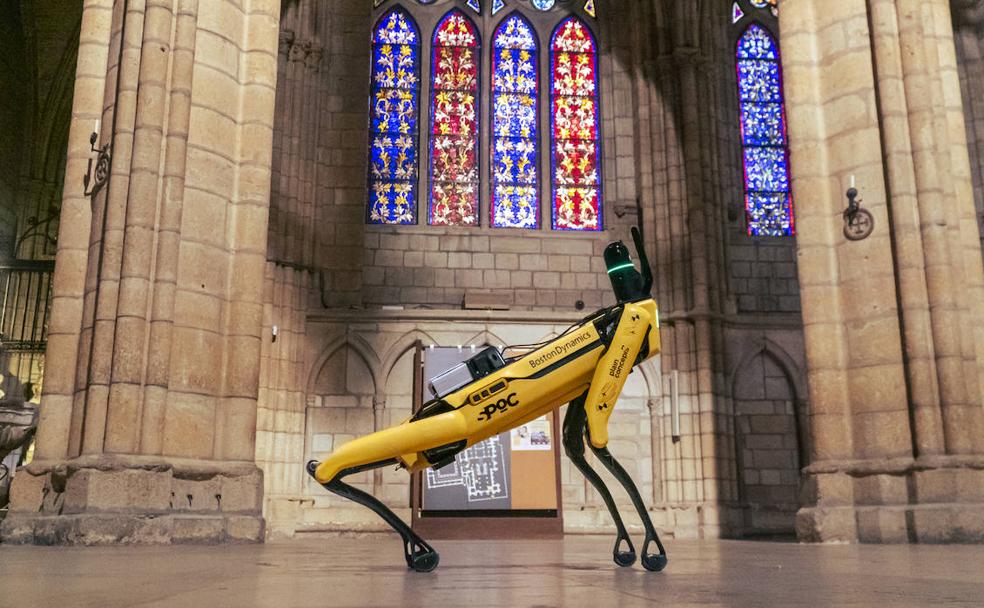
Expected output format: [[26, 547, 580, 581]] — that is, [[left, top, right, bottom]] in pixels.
[[843, 187, 874, 241], [83, 132, 111, 197]]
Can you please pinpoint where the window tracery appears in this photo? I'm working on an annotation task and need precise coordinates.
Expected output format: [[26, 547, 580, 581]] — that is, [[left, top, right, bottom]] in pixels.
[[368, 8, 421, 225], [367, 1, 602, 231], [733, 8, 794, 237], [428, 10, 481, 226], [550, 17, 601, 231]]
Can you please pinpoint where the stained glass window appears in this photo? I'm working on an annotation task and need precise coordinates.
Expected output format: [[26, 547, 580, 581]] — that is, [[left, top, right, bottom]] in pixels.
[[492, 0, 505, 15], [368, 9, 420, 225], [550, 17, 601, 231], [736, 24, 794, 236], [491, 14, 539, 229], [428, 10, 481, 226], [750, 0, 779, 17], [467, 0, 481, 14]]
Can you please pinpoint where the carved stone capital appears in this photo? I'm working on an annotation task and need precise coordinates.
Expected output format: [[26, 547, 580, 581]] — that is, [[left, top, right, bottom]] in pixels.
[[279, 30, 296, 57], [304, 42, 324, 71], [288, 37, 307, 63]]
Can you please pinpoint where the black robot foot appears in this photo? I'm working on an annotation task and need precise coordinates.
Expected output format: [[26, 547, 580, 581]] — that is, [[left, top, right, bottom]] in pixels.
[[641, 552, 667, 572], [409, 549, 440, 572], [612, 535, 636, 567], [614, 550, 637, 567]]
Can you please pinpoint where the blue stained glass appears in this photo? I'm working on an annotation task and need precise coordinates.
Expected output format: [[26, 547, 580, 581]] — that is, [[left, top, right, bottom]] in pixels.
[[467, 0, 481, 14], [737, 24, 778, 59], [492, 14, 539, 229], [737, 62, 781, 102], [746, 193, 793, 236], [494, 138, 537, 182], [368, 9, 420, 225], [493, 0, 505, 15], [740, 103, 784, 147], [493, 186, 538, 228], [371, 88, 419, 134], [533, 0, 556, 10], [493, 52, 537, 93], [737, 23, 794, 236], [743, 147, 789, 192], [494, 94, 537, 136], [370, 134, 417, 179]]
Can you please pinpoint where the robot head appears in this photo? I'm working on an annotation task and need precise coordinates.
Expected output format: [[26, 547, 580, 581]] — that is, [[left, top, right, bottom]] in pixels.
[[604, 227, 653, 303]]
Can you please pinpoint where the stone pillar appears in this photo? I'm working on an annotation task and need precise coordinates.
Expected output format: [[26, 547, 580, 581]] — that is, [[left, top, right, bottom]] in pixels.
[[1, 0, 281, 545], [782, 0, 984, 543]]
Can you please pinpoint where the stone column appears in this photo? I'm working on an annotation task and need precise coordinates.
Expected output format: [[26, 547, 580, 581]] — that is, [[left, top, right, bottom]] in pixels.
[[782, 0, 984, 543], [1, 0, 281, 545]]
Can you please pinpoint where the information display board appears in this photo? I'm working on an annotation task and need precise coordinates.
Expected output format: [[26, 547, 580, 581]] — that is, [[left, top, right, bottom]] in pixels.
[[411, 345, 563, 538]]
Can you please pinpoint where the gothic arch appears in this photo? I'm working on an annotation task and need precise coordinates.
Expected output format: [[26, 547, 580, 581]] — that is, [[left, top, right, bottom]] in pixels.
[[307, 333, 382, 396], [379, 329, 439, 390], [729, 337, 810, 528], [728, 337, 806, 404], [461, 330, 508, 349]]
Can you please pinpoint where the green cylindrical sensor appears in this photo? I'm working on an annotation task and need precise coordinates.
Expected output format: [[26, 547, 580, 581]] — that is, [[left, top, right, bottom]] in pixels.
[[604, 241, 645, 303]]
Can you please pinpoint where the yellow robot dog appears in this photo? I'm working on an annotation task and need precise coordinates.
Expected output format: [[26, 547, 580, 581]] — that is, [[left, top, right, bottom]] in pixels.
[[307, 227, 668, 573]]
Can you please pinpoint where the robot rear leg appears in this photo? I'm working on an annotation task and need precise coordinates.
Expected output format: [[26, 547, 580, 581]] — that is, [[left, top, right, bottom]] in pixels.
[[306, 459, 440, 572]]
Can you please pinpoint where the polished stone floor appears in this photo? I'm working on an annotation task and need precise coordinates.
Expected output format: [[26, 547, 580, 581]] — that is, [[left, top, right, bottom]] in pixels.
[[1, 535, 983, 607]]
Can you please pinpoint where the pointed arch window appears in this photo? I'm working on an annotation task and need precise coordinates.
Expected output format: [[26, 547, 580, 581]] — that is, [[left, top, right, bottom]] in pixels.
[[491, 13, 539, 229], [428, 10, 481, 226], [367, 9, 421, 225], [550, 17, 601, 231], [736, 22, 794, 236], [366, 1, 603, 231]]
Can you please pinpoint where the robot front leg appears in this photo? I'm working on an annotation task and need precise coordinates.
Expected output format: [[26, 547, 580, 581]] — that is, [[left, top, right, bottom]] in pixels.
[[305, 459, 440, 572], [586, 441, 668, 572], [562, 394, 637, 568]]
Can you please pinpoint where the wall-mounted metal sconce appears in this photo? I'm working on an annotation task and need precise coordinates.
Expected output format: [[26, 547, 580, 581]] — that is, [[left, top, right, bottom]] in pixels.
[[83, 131, 112, 197], [843, 180, 874, 241]]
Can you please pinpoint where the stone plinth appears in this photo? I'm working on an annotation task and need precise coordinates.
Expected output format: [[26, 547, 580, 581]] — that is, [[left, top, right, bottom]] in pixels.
[[1, 456, 264, 545], [797, 457, 984, 543]]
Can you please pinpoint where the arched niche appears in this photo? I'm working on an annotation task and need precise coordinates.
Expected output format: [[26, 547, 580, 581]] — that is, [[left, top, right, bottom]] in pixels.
[[730, 343, 806, 536]]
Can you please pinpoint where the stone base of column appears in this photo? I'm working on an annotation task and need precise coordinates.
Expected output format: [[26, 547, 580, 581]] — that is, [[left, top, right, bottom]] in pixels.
[[796, 457, 984, 543], [0, 456, 265, 545]]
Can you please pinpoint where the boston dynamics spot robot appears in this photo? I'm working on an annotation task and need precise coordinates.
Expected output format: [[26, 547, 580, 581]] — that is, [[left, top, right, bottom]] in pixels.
[[307, 227, 668, 573]]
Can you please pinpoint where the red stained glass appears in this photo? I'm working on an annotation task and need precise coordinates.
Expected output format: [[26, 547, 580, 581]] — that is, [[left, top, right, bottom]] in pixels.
[[429, 10, 481, 226], [553, 140, 598, 185], [550, 18, 601, 231], [552, 96, 596, 140], [554, 187, 599, 231], [551, 52, 597, 97]]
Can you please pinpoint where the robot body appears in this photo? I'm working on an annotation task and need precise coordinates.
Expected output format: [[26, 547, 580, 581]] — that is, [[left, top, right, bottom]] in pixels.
[[307, 228, 668, 573]]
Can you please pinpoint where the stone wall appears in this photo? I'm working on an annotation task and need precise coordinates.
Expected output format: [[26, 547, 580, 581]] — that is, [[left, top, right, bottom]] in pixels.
[[782, 0, 984, 543], [0, 1, 82, 262], [955, 16, 984, 260], [256, 0, 810, 542], [2, 0, 281, 545], [0, 3, 26, 261]]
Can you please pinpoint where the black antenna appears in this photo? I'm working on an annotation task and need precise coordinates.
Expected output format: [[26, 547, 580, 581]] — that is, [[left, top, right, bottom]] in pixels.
[[630, 226, 653, 296]]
